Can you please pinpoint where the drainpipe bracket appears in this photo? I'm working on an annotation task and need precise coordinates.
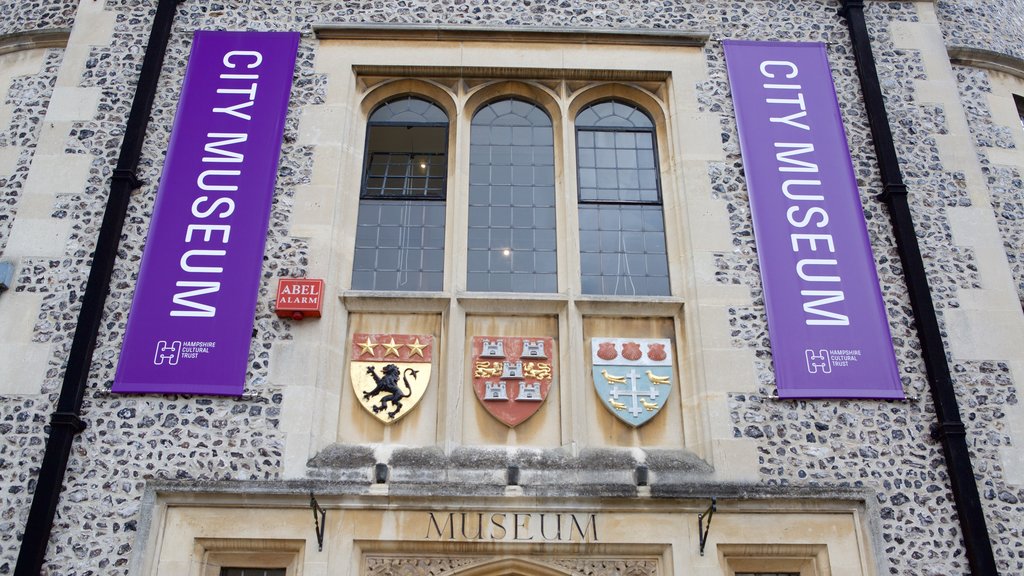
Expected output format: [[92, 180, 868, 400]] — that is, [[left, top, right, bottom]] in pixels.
[[878, 182, 908, 202], [111, 168, 142, 190], [930, 421, 967, 442], [838, 0, 864, 19], [50, 411, 86, 434]]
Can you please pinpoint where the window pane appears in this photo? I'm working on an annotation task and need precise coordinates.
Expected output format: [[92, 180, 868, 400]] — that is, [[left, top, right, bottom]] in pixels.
[[578, 204, 669, 296], [369, 94, 447, 124], [535, 229, 556, 251], [575, 99, 654, 129], [355, 96, 448, 291], [535, 252, 557, 274], [352, 200, 445, 291], [467, 98, 557, 292], [363, 125, 447, 199], [511, 146, 532, 165], [595, 132, 615, 148], [534, 275, 558, 292], [490, 272, 513, 291], [579, 168, 597, 188], [577, 128, 659, 203], [617, 148, 638, 168], [576, 99, 667, 295]]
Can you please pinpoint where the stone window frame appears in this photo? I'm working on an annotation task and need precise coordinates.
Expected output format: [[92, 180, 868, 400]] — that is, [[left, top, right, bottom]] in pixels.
[[340, 71, 693, 450], [220, 569, 287, 576], [347, 76, 682, 297], [190, 538, 304, 576], [305, 26, 721, 460], [718, 544, 830, 576]]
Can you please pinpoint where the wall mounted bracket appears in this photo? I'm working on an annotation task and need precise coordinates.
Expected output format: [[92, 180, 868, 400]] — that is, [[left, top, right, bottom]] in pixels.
[[698, 497, 717, 556], [310, 492, 326, 552]]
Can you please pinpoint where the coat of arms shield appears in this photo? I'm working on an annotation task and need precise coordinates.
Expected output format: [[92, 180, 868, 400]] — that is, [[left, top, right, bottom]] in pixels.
[[591, 338, 673, 427], [472, 336, 554, 427], [351, 333, 432, 423]]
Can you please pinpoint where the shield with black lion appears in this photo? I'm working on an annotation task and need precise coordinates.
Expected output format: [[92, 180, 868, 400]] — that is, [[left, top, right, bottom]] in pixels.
[[350, 333, 433, 424]]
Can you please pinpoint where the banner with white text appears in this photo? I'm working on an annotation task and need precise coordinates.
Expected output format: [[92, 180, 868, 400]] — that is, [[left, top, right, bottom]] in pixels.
[[724, 40, 903, 399], [113, 31, 299, 395]]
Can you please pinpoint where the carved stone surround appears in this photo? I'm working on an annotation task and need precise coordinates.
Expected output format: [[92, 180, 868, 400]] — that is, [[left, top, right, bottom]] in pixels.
[[365, 556, 659, 576]]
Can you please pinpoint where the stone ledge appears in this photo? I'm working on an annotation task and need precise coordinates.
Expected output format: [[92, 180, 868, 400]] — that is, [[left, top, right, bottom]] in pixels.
[[143, 477, 875, 507], [315, 23, 711, 48], [949, 46, 1024, 81], [0, 29, 69, 56], [304, 444, 714, 497]]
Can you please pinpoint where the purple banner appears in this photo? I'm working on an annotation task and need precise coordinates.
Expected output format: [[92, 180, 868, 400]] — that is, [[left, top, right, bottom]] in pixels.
[[724, 40, 903, 399], [113, 31, 299, 395]]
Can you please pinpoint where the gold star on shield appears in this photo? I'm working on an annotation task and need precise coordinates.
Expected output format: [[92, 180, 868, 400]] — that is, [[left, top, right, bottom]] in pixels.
[[357, 337, 378, 357], [407, 338, 428, 358], [382, 338, 403, 357]]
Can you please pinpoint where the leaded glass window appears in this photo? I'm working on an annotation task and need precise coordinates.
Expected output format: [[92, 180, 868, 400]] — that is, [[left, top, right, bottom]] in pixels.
[[576, 100, 669, 296], [352, 96, 448, 291], [467, 98, 557, 293]]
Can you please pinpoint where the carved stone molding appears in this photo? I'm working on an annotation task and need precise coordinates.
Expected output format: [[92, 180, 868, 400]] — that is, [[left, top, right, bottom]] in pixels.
[[364, 556, 658, 576], [548, 559, 659, 576], [366, 556, 485, 576]]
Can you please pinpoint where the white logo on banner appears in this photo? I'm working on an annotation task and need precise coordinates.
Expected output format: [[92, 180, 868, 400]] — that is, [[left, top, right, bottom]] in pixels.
[[804, 349, 831, 374], [153, 340, 182, 366]]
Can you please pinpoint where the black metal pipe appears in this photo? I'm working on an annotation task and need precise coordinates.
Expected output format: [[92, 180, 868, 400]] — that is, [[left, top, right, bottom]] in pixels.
[[839, 1, 998, 574], [14, 0, 182, 573]]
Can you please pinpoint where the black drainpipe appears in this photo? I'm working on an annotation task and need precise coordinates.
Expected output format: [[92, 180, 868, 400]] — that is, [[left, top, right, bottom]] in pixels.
[[15, 0, 182, 573], [839, 1, 997, 574]]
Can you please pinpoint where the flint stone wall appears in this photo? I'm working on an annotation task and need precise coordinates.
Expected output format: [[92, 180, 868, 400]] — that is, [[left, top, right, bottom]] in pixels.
[[937, 0, 1024, 61], [0, 1, 1020, 575]]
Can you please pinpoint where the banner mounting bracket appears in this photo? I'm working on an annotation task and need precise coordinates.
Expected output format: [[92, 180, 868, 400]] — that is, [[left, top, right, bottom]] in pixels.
[[698, 497, 717, 556], [310, 492, 326, 552]]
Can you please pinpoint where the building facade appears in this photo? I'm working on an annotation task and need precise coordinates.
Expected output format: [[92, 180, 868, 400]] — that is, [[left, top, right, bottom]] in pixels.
[[1, 1, 1023, 575]]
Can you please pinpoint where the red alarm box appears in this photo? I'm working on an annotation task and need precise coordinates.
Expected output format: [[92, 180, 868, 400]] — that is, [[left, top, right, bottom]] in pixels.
[[275, 278, 324, 320]]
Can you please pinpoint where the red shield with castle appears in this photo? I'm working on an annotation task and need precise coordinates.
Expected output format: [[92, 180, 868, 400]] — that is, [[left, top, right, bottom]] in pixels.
[[472, 336, 554, 427]]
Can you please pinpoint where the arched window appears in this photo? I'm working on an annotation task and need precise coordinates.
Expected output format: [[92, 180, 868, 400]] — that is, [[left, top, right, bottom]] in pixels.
[[466, 98, 558, 293], [351, 96, 448, 291], [576, 100, 669, 296]]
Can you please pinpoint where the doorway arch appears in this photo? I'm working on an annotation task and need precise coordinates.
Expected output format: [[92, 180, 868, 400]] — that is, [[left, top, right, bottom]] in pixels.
[[450, 557, 577, 576]]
